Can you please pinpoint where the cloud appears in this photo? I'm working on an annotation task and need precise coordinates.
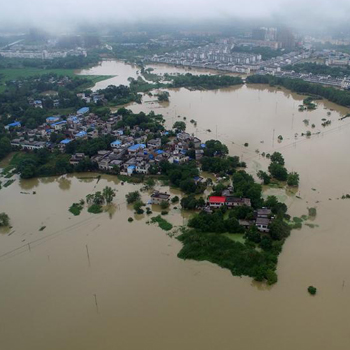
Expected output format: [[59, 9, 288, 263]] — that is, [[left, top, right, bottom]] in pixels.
[[0, 0, 349, 33]]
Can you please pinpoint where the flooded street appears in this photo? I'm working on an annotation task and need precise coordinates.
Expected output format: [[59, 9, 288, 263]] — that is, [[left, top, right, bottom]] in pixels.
[[2, 60, 350, 350]]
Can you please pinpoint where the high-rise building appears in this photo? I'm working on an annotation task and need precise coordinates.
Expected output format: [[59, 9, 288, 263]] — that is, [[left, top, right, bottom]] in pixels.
[[277, 28, 295, 49], [266, 28, 277, 41], [252, 28, 267, 41]]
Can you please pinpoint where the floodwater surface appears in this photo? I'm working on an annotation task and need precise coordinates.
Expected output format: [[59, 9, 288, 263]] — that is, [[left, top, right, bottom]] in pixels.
[[1, 61, 350, 350]]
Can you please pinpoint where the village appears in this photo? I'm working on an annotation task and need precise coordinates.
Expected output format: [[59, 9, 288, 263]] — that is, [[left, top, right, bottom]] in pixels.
[[6, 101, 274, 233]]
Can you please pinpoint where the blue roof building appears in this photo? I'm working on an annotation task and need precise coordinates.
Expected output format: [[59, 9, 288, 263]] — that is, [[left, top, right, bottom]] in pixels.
[[77, 107, 89, 115], [75, 131, 87, 138], [5, 121, 21, 130], [128, 144, 146, 152], [51, 121, 67, 126], [127, 165, 136, 175], [60, 139, 72, 145], [46, 116, 60, 124], [111, 140, 122, 147]]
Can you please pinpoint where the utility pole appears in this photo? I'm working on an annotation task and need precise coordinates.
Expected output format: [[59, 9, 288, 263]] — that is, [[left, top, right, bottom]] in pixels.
[[86, 245, 91, 267], [94, 294, 99, 314]]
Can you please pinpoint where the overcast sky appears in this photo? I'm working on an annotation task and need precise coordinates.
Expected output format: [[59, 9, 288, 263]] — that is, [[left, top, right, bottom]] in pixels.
[[1, 0, 350, 33]]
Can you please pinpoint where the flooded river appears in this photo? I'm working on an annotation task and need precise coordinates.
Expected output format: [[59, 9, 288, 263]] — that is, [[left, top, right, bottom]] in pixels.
[[1, 60, 350, 350]]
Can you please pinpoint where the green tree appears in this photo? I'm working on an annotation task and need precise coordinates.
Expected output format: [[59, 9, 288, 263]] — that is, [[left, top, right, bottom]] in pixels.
[[287, 172, 300, 187], [93, 192, 105, 205], [173, 121, 186, 131], [0, 137, 11, 160], [268, 162, 288, 181], [308, 286, 317, 295], [0, 212, 10, 227], [103, 186, 116, 204], [257, 170, 271, 185], [160, 200, 170, 210], [269, 218, 291, 241], [133, 200, 145, 214], [145, 178, 155, 188], [270, 152, 285, 165], [171, 196, 179, 203], [126, 191, 141, 204]]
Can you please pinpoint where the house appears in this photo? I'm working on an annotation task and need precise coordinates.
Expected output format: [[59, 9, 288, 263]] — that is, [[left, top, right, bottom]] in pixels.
[[256, 217, 271, 232], [5, 121, 21, 130], [70, 153, 85, 165], [111, 140, 122, 149], [128, 143, 146, 154], [98, 158, 111, 171], [75, 131, 87, 139], [147, 139, 161, 148], [208, 196, 226, 208], [11, 139, 45, 150], [136, 161, 150, 174], [256, 208, 272, 218], [193, 176, 205, 184], [225, 197, 251, 208], [51, 120, 67, 131], [34, 100, 43, 108], [177, 132, 191, 141], [127, 165, 136, 175], [60, 139, 72, 148], [77, 107, 89, 115], [46, 116, 60, 124], [151, 191, 170, 205], [239, 220, 255, 229]]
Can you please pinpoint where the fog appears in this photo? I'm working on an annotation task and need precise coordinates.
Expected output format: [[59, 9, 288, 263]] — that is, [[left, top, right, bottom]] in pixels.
[[1, 0, 350, 34]]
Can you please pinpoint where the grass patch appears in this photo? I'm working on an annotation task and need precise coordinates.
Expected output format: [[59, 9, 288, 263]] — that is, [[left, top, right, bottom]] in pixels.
[[87, 204, 103, 214], [293, 217, 303, 224], [304, 223, 319, 228], [151, 215, 173, 231], [222, 233, 245, 244], [308, 207, 317, 217], [3, 179, 15, 187]]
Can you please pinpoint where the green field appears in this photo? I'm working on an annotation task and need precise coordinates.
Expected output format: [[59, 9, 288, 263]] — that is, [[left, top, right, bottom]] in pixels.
[[0, 67, 114, 92], [222, 233, 245, 243]]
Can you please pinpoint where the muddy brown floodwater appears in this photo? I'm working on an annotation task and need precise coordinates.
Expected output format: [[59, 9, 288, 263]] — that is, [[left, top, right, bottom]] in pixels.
[[1, 61, 350, 350]]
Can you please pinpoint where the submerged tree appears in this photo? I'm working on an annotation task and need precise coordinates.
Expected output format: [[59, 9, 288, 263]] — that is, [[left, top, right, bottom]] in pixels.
[[126, 191, 141, 204], [287, 172, 300, 187], [103, 186, 116, 204], [0, 212, 10, 227]]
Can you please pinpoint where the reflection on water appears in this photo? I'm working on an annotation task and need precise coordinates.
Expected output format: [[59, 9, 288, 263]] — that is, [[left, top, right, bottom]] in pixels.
[[58, 177, 71, 191], [19, 177, 39, 190]]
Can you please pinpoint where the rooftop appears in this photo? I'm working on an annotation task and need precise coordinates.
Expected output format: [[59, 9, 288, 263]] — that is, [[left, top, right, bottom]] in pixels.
[[128, 143, 146, 152], [209, 196, 226, 203], [60, 139, 72, 144], [77, 107, 89, 114]]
